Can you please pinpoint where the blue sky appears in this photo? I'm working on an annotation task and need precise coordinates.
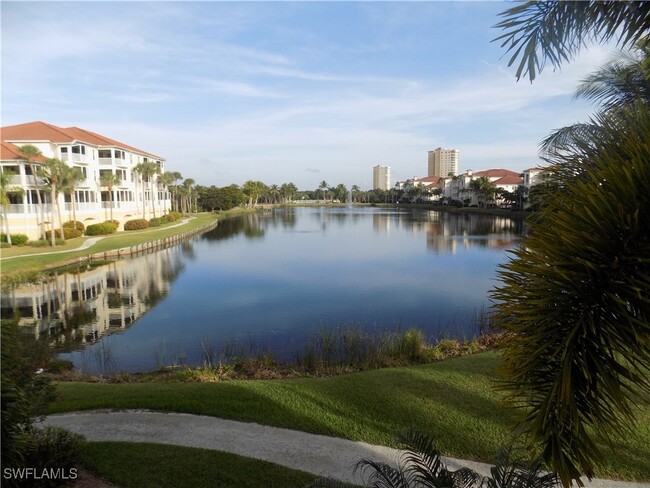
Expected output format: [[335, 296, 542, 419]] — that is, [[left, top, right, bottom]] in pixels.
[[2, 1, 614, 190]]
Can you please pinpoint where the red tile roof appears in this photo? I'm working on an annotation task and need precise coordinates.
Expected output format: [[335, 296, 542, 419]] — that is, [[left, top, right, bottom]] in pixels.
[[2, 121, 163, 160], [494, 174, 523, 186], [473, 168, 520, 178], [0, 141, 47, 162]]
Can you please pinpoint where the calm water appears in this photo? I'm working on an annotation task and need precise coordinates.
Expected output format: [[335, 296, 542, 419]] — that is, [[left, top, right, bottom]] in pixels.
[[2, 207, 526, 373]]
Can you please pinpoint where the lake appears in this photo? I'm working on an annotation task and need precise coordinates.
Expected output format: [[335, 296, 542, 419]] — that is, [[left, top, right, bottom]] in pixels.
[[1, 207, 526, 374]]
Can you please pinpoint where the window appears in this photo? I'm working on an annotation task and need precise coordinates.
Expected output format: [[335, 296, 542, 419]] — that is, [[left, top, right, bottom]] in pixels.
[[61, 147, 68, 154], [71, 145, 86, 155], [98, 150, 112, 159], [114, 150, 125, 159], [74, 166, 87, 179]]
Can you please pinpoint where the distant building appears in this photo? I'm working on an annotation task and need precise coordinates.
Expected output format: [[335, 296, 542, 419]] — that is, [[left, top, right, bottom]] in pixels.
[[373, 165, 391, 190], [428, 147, 459, 177], [441, 168, 522, 207]]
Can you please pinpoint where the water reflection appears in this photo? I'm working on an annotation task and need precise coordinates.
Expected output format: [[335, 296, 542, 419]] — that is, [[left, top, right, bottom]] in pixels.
[[1, 248, 184, 352], [1, 207, 527, 374]]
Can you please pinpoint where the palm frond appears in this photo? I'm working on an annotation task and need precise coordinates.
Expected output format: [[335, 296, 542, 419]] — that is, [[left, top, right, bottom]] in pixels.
[[493, 102, 650, 486], [493, 1, 650, 81], [354, 459, 408, 488]]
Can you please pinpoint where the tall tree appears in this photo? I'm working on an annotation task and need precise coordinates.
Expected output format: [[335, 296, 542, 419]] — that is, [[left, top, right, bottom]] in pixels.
[[318, 180, 328, 202], [17, 144, 45, 240], [158, 172, 175, 214]]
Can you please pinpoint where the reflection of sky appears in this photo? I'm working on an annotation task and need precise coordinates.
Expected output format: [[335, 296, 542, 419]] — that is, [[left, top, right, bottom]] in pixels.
[[62, 207, 523, 373]]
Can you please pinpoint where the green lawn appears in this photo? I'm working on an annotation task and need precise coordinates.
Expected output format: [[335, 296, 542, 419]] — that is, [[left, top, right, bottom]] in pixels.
[[81, 442, 330, 488], [0, 211, 245, 274], [52, 352, 650, 482]]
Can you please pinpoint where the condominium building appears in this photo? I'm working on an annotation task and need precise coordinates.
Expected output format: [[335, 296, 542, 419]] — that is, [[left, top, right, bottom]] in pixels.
[[1, 121, 171, 240], [372, 165, 391, 190], [428, 147, 459, 177]]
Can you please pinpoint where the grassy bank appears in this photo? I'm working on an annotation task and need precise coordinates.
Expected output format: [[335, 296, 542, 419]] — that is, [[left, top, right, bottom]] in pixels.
[[0, 210, 250, 275], [51, 352, 650, 482]]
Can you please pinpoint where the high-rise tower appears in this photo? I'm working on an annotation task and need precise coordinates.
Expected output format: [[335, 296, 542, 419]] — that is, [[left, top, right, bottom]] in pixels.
[[428, 147, 459, 177]]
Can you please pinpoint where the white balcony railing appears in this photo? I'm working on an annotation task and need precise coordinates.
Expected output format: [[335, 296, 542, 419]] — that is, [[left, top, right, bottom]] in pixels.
[[99, 158, 113, 165]]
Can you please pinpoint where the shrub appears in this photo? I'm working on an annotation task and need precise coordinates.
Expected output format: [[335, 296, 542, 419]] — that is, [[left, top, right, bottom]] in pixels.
[[62, 220, 85, 232], [1, 320, 57, 479], [44, 229, 63, 240], [63, 227, 82, 239], [0, 234, 29, 245], [22, 427, 85, 488], [124, 219, 149, 231], [148, 217, 163, 227], [104, 219, 120, 230], [167, 211, 181, 222], [85, 222, 117, 236]]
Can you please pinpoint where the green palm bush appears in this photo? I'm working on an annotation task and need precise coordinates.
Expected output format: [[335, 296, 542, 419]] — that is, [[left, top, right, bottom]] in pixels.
[[492, 104, 650, 485], [306, 429, 558, 488]]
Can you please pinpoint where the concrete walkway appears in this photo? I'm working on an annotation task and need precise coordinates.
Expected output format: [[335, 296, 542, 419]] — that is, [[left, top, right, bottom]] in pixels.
[[0, 218, 193, 261], [41, 410, 649, 488]]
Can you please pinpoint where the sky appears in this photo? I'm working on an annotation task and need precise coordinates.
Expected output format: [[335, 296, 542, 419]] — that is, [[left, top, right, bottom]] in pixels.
[[1, 1, 616, 190]]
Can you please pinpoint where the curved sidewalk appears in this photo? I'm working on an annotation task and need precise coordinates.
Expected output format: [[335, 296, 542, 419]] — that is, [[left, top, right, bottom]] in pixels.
[[41, 410, 649, 488]]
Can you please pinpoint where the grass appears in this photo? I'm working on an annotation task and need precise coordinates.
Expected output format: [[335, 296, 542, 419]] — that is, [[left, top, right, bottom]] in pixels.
[[0, 211, 248, 275], [81, 442, 331, 488], [51, 352, 650, 482]]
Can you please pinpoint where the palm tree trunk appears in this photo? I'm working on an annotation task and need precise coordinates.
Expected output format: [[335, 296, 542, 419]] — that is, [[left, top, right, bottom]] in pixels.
[[3, 207, 12, 246], [30, 163, 45, 240], [50, 187, 56, 247], [57, 193, 65, 242]]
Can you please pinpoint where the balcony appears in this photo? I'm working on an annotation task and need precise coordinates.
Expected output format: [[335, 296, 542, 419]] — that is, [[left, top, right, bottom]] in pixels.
[[98, 158, 113, 166]]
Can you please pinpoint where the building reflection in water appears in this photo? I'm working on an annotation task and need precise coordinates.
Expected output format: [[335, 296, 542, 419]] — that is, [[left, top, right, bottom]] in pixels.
[[372, 209, 526, 253], [0, 247, 185, 353]]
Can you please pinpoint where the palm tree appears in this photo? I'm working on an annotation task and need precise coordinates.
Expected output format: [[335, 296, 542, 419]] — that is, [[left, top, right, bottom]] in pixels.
[[351, 185, 361, 203], [268, 184, 280, 204], [133, 161, 160, 218], [60, 165, 85, 224], [182, 178, 196, 213], [308, 429, 557, 488], [241, 180, 266, 208], [493, 4, 650, 485], [318, 180, 328, 202], [158, 172, 175, 214], [17, 144, 45, 240], [38, 158, 66, 246], [99, 172, 122, 222], [468, 176, 497, 208], [0, 170, 22, 246]]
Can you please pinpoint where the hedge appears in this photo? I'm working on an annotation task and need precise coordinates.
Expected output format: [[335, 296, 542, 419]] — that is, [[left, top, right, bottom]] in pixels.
[[85, 222, 118, 236], [124, 219, 149, 230], [167, 211, 181, 222], [46, 228, 83, 240], [148, 217, 163, 227], [0, 234, 29, 245], [63, 220, 85, 231]]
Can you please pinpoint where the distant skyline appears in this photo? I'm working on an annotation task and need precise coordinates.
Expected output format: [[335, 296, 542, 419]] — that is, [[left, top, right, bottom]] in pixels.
[[2, 1, 616, 189]]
